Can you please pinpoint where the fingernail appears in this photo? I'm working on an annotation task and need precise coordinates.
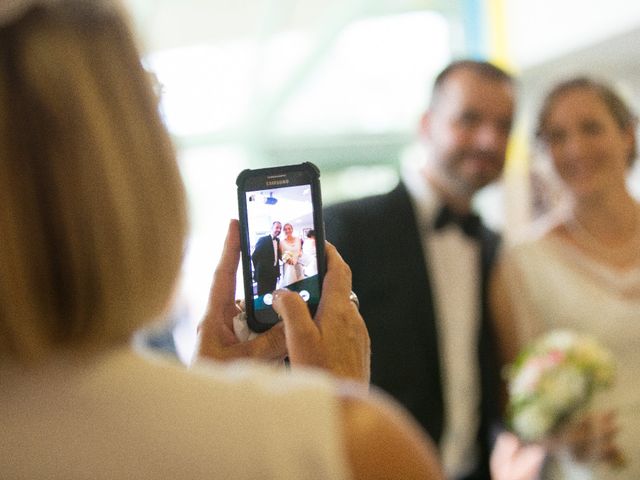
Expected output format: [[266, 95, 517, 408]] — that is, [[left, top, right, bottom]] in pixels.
[[272, 288, 292, 303], [271, 289, 282, 301]]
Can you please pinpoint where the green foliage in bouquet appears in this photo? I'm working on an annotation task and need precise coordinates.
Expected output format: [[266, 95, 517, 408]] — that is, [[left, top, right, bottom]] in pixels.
[[505, 329, 615, 442]]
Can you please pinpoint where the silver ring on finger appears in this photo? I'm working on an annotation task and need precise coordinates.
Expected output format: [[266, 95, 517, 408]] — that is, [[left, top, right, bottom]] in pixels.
[[349, 291, 360, 310]]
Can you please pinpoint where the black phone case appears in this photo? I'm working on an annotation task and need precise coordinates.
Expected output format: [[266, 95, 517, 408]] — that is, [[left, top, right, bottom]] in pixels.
[[236, 162, 326, 332]]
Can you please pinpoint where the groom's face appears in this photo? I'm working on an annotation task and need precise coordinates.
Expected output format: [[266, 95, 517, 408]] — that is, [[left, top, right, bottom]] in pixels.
[[422, 68, 514, 196], [271, 222, 282, 237]]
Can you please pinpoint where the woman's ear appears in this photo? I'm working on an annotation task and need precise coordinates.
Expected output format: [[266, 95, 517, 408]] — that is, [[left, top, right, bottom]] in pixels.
[[623, 124, 637, 167]]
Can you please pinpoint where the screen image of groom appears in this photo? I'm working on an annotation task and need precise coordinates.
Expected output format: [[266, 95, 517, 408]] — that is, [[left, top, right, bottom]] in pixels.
[[251, 221, 282, 296]]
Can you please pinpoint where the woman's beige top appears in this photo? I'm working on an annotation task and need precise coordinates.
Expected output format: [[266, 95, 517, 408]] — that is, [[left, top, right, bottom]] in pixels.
[[0, 347, 350, 479]]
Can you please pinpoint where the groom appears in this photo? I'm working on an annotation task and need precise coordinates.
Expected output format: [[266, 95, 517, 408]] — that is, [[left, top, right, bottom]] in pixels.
[[252, 221, 282, 296], [324, 60, 516, 480]]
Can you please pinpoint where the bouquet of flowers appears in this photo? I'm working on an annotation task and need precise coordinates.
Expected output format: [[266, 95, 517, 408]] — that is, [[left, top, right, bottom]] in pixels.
[[281, 251, 294, 264], [505, 329, 615, 443]]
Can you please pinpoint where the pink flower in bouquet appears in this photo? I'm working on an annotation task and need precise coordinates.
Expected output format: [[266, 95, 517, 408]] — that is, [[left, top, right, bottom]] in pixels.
[[505, 329, 615, 443]]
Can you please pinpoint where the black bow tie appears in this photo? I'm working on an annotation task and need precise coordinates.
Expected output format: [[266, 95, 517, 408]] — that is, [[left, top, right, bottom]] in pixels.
[[433, 204, 482, 238]]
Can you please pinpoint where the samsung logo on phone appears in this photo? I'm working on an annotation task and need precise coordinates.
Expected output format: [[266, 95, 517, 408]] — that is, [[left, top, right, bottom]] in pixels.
[[266, 178, 289, 186]]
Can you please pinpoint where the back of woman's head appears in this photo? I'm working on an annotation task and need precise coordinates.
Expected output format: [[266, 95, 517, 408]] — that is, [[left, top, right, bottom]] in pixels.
[[0, 0, 188, 361]]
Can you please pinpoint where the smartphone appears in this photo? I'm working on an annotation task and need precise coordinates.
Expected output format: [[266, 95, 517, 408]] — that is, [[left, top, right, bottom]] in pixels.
[[236, 162, 326, 332]]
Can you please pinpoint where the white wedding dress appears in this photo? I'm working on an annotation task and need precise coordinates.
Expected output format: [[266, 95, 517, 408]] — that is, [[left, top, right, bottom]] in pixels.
[[503, 231, 640, 479], [280, 237, 303, 287]]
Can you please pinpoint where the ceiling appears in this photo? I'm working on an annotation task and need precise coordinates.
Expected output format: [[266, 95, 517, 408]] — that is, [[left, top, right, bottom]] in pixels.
[[125, 0, 458, 53], [121, 0, 640, 165], [518, 25, 640, 119]]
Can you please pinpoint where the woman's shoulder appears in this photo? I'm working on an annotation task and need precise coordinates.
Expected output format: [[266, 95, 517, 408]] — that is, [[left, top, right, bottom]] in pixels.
[[338, 386, 444, 480]]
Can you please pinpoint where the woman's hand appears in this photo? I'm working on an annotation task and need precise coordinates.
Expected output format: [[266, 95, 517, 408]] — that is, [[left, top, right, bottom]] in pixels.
[[194, 220, 370, 385], [272, 242, 370, 384], [491, 431, 545, 480], [193, 220, 287, 364]]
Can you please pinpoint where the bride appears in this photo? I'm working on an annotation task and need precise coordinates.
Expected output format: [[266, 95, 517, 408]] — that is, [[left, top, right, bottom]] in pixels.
[[491, 77, 639, 479], [279, 223, 304, 287]]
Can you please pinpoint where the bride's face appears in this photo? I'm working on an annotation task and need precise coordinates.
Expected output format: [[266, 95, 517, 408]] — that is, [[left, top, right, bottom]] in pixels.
[[543, 87, 634, 199], [283, 224, 293, 237]]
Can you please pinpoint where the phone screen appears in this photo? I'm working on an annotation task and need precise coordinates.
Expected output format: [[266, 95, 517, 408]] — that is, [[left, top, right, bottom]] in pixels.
[[238, 164, 325, 331]]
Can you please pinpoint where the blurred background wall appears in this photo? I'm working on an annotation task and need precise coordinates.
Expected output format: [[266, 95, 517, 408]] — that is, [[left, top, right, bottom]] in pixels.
[[123, 0, 640, 361]]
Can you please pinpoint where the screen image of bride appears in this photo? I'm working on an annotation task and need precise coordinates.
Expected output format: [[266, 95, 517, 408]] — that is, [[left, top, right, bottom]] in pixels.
[[279, 223, 304, 287]]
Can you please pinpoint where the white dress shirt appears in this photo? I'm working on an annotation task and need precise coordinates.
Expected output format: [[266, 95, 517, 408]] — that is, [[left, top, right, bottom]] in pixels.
[[401, 161, 482, 479], [272, 236, 278, 266]]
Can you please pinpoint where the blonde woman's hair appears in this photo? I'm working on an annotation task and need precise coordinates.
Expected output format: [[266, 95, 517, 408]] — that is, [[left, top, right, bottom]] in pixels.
[[0, 0, 188, 361]]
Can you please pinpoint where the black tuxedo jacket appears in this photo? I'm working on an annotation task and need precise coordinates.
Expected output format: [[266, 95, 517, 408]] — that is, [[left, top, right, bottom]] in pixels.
[[252, 234, 281, 295], [324, 182, 502, 480]]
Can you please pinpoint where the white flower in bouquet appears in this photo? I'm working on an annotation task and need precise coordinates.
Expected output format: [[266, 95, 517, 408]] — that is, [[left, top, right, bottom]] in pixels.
[[506, 329, 615, 443], [281, 251, 294, 264], [511, 403, 555, 443], [538, 364, 587, 412]]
